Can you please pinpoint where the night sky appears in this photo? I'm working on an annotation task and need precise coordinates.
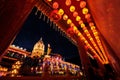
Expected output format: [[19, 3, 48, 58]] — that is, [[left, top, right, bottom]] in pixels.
[[13, 7, 81, 66]]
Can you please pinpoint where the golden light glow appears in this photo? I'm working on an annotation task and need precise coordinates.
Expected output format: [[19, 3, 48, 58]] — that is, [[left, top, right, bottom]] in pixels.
[[80, 23, 85, 28], [73, 11, 78, 17], [78, 32, 81, 36], [73, 26, 77, 31], [70, 5, 75, 12], [80, 1, 86, 8], [67, 19, 72, 24], [76, 16, 81, 21], [91, 26, 96, 30], [47, 0, 52, 2], [65, 0, 71, 6], [58, 9, 64, 15], [63, 14, 68, 20], [82, 8, 88, 14]]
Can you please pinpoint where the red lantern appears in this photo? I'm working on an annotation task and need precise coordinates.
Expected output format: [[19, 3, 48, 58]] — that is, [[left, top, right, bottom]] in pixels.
[[80, 1, 86, 8], [53, 2, 59, 9], [85, 13, 91, 19], [50, 10, 61, 22], [65, 0, 71, 6], [73, 11, 78, 17]]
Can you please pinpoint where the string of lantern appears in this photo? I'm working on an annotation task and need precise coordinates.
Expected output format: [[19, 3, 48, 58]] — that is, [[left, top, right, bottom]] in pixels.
[[44, 0, 109, 64]]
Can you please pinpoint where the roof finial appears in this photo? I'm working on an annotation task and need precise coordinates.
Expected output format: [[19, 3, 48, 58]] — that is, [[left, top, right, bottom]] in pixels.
[[40, 37, 42, 41]]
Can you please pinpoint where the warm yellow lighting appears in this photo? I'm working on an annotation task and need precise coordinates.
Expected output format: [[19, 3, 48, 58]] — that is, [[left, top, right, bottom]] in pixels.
[[90, 38, 93, 41], [58, 9, 64, 15], [82, 8, 88, 14], [76, 16, 81, 21], [80, 1, 86, 8], [78, 32, 81, 36], [65, 0, 71, 6], [84, 30, 89, 34], [80, 23, 85, 28], [73, 11, 78, 17], [70, 5, 75, 12], [63, 14, 68, 20], [91, 26, 96, 30], [73, 26, 77, 31], [94, 32, 98, 36], [67, 19, 72, 24], [87, 34, 90, 37], [47, 0, 52, 2], [84, 40, 88, 43]]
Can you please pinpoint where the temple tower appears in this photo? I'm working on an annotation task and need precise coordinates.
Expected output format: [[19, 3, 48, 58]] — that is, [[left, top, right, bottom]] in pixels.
[[31, 38, 45, 58]]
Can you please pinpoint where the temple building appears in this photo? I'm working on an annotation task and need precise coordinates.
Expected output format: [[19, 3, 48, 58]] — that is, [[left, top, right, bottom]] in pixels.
[[0, 38, 82, 79], [31, 38, 45, 58]]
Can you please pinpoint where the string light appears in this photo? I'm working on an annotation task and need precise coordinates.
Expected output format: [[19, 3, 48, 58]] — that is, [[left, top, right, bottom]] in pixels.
[[67, 19, 72, 24], [58, 9, 64, 15], [80, 1, 86, 8], [70, 5, 75, 12], [76, 16, 81, 21], [82, 8, 88, 14], [53, 2, 59, 9], [63, 14, 68, 20], [65, 0, 71, 6], [73, 11, 78, 17]]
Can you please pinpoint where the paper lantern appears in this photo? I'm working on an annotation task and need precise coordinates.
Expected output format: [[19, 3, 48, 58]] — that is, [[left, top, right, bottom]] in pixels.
[[70, 5, 75, 12], [53, 2, 59, 9], [80, 1, 86, 8], [63, 14, 68, 20]]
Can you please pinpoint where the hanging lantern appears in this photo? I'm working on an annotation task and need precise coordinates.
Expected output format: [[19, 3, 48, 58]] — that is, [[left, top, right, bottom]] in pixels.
[[91, 26, 96, 30], [85, 13, 91, 19], [78, 32, 81, 36], [82, 8, 88, 14], [70, 5, 75, 12], [63, 14, 68, 20], [80, 23, 85, 28], [89, 22, 94, 26], [65, 0, 71, 6], [67, 19, 72, 24], [78, 20, 83, 25], [58, 9, 64, 15], [70, 23, 74, 27], [80, 1, 86, 8], [73, 26, 77, 31], [73, 11, 78, 17], [76, 16, 81, 21], [50, 10, 61, 22], [53, 2, 59, 9]]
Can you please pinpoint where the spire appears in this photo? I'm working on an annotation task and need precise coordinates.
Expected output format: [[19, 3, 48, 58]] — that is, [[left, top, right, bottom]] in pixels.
[[40, 37, 42, 41], [38, 37, 43, 43]]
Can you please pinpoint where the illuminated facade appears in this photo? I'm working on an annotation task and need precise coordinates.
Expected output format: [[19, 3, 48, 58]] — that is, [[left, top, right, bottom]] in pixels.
[[31, 38, 45, 58], [0, 38, 82, 79]]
